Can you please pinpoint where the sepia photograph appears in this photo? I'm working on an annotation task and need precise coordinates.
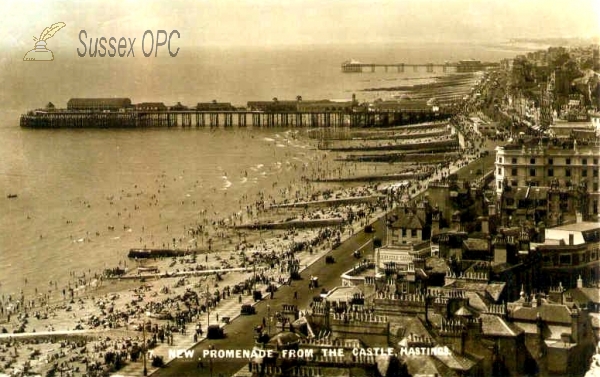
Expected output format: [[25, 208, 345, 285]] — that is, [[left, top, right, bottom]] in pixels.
[[1, 1, 599, 376]]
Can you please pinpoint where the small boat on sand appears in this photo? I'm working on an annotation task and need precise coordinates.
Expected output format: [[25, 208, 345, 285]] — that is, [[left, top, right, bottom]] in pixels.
[[6, 194, 17, 199]]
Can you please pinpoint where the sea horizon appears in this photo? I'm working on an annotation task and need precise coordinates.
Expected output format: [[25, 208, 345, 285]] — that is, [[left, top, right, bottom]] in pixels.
[[0, 41, 522, 300]]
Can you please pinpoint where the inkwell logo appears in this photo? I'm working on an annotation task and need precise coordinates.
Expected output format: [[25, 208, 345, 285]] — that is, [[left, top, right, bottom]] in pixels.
[[23, 22, 66, 61]]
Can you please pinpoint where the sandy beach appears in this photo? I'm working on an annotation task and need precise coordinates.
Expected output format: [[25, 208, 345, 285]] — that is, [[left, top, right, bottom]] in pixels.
[[0, 64, 490, 377]]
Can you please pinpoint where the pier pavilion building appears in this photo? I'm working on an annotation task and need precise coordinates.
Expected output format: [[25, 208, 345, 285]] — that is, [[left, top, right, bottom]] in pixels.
[[67, 98, 132, 111]]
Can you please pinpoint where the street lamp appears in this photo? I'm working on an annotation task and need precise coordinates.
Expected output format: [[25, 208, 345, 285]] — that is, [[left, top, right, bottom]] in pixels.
[[142, 321, 148, 376], [208, 345, 214, 377], [267, 304, 271, 335], [206, 284, 210, 327]]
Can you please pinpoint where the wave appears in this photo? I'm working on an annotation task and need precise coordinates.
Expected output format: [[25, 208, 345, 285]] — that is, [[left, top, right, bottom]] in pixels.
[[263, 137, 275, 142]]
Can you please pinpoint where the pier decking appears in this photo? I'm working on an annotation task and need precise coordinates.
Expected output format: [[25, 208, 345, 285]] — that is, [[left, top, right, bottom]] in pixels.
[[341, 59, 490, 73], [20, 108, 454, 128]]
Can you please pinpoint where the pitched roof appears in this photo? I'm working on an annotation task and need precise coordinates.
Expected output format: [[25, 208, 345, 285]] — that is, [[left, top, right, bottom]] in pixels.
[[464, 291, 488, 312], [391, 213, 425, 229], [463, 238, 489, 251], [67, 98, 132, 109], [511, 304, 572, 324], [267, 331, 302, 347], [434, 352, 478, 371], [404, 356, 454, 377], [454, 306, 473, 317], [480, 314, 523, 337], [391, 316, 431, 341], [485, 283, 506, 302], [568, 287, 600, 305]]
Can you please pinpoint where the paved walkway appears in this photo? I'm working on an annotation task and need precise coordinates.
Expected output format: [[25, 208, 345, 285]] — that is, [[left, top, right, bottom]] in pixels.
[[111, 209, 384, 377]]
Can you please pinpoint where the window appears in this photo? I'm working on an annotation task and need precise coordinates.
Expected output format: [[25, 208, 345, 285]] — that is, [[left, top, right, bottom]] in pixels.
[[511, 179, 518, 186], [548, 168, 554, 177], [402, 228, 407, 237], [559, 254, 571, 265], [583, 169, 588, 177], [530, 158, 536, 164], [566, 169, 571, 177], [498, 157, 503, 163], [594, 169, 598, 178], [512, 158, 517, 164], [583, 158, 587, 165], [410, 229, 416, 237], [594, 182, 599, 192], [548, 158, 554, 165], [594, 158, 598, 165], [566, 158, 571, 165], [511, 168, 517, 176], [530, 168, 536, 177], [542, 255, 553, 266], [497, 167, 502, 175]]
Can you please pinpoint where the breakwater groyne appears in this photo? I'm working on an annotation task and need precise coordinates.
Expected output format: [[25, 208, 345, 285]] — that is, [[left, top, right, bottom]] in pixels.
[[336, 152, 459, 163], [322, 138, 459, 152], [128, 248, 194, 258], [233, 218, 345, 230], [312, 172, 429, 183], [269, 195, 384, 208], [20, 97, 455, 128]]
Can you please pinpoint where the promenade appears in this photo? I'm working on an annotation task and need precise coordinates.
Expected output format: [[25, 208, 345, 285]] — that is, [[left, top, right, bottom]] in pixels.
[[151, 219, 385, 377], [114, 206, 387, 377]]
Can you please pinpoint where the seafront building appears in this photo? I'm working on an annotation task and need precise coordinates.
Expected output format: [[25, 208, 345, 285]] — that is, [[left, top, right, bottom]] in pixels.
[[494, 138, 600, 223]]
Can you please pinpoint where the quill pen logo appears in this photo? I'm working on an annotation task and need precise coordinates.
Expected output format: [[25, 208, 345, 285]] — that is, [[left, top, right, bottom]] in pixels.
[[24, 22, 66, 61]]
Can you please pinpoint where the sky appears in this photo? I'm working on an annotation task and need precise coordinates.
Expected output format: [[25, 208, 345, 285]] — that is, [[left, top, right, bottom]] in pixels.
[[1, 0, 599, 50]]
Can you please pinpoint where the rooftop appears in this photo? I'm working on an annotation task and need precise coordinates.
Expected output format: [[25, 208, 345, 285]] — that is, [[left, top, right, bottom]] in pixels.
[[567, 287, 600, 305], [463, 238, 489, 251], [511, 303, 573, 324], [480, 314, 523, 337], [324, 286, 364, 302], [549, 221, 600, 232]]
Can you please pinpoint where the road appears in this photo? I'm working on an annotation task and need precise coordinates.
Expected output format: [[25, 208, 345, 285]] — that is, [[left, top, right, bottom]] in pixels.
[[153, 217, 386, 377]]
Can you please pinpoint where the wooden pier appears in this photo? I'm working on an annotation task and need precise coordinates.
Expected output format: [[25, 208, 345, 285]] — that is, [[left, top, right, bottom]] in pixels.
[[20, 109, 454, 129], [341, 59, 489, 73]]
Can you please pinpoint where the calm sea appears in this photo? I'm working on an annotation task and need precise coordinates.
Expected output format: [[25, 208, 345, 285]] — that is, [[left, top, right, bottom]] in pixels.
[[0, 42, 523, 298]]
